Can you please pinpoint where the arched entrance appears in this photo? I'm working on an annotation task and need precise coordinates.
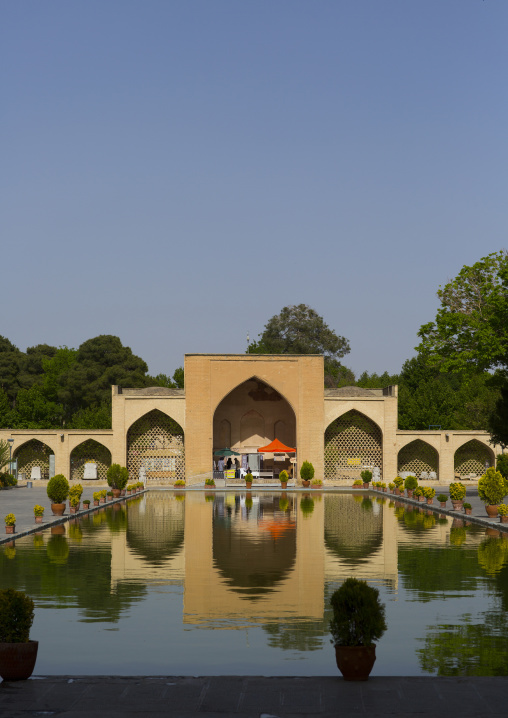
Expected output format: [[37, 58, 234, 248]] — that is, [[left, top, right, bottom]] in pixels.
[[213, 377, 296, 476], [454, 439, 495, 478], [324, 410, 383, 480], [398, 439, 439, 479], [70, 439, 112, 481], [13, 439, 54, 481], [127, 409, 185, 483]]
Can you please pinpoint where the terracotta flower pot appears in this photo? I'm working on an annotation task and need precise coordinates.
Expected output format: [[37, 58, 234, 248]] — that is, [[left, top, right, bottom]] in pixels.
[[112, 489, 121, 499], [440, 502, 446, 508], [465, 508, 472, 515], [245, 483, 252, 490], [334, 645, 376, 681], [363, 483, 370, 489], [34, 515, 43, 524], [418, 496, 425, 502], [302, 480, 310, 488], [99, 498, 105, 504], [280, 482, 288, 490], [451, 500, 464, 511], [69, 506, 78, 514], [0, 640, 39, 681], [500, 515, 508, 524], [426, 498, 434, 505], [486, 505, 499, 518], [51, 503, 66, 516], [94, 500, 99, 506], [5, 525, 15, 534], [407, 490, 413, 498]]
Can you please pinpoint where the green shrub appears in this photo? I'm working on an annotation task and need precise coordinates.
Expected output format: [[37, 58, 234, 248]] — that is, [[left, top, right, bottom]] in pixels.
[[93, 491, 100, 501], [0, 472, 17, 488], [279, 470, 289, 483], [174, 479, 185, 487], [329, 578, 387, 646], [496, 453, 508, 480], [353, 479, 363, 486], [33, 504, 44, 516], [478, 468, 507, 506], [0, 588, 35, 643], [449, 482, 466, 501], [300, 461, 315, 481], [404, 475, 418, 490], [388, 482, 395, 490], [244, 473, 253, 484], [497, 503, 508, 516], [414, 486, 424, 498], [205, 478, 215, 486], [437, 494, 448, 503], [311, 478, 323, 486], [106, 464, 129, 490], [4, 513, 16, 526], [47, 474, 69, 503], [423, 487, 436, 499], [393, 476, 404, 488], [69, 484, 83, 500], [360, 470, 372, 483], [463, 502, 472, 510]]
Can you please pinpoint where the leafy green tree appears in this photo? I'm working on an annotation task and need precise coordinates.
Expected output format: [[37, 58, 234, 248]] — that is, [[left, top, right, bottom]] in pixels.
[[0, 336, 23, 402], [248, 304, 350, 386], [65, 403, 112, 430], [17, 344, 57, 390], [0, 389, 14, 428], [150, 368, 184, 389], [356, 371, 399, 389], [13, 385, 63, 428]]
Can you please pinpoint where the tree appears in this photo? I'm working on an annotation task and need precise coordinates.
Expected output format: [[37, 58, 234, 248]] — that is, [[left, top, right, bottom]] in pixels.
[[0, 336, 23, 402], [416, 251, 508, 373], [248, 304, 350, 386]]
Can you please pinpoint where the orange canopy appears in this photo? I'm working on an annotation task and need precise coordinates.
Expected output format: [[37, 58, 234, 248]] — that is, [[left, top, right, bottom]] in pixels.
[[257, 438, 296, 453]]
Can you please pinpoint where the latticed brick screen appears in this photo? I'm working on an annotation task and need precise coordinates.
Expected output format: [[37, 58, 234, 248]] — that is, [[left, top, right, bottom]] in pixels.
[[127, 409, 185, 483], [324, 410, 382, 480], [14, 439, 53, 479], [398, 440, 439, 478], [454, 439, 493, 476], [70, 439, 112, 481]]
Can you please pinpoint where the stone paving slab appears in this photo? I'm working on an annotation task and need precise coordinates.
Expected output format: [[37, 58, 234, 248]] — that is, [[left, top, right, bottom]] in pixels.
[[1, 676, 508, 717]]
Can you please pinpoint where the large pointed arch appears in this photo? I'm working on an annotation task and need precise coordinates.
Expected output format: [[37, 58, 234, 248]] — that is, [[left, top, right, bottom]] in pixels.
[[324, 410, 383, 480], [454, 439, 495, 477], [398, 439, 439, 479], [213, 376, 296, 455], [70, 439, 112, 481], [13, 439, 54, 481], [127, 409, 185, 483]]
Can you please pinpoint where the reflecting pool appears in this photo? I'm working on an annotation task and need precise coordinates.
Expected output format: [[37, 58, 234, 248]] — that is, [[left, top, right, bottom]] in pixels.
[[1, 492, 508, 676]]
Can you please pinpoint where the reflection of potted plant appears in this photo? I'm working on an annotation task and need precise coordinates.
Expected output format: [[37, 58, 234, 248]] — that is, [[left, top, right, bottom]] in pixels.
[[47, 474, 69, 515], [329, 578, 387, 681], [0, 588, 38, 681], [107, 464, 129, 498], [300, 494, 314, 517], [33, 505, 44, 524], [478, 468, 507, 518], [478, 536, 508, 575], [278, 496, 289, 511], [244, 473, 253, 489], [279, 470, 288, 490], [498, 504, 508, 523], [300, 461, 314, 487], [404, 475, 418, 498], [449, 482, 466, 510], [360, 470, 372, 489], [4, 513, 16, 534]]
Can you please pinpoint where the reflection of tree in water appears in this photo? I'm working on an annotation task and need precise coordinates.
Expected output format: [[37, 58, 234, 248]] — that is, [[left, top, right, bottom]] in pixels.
[[263, 618, 328, 652], [212, 497, 296, 600], [324, 495, 383, 565], [398, 546, 482, 600], [418, 612, 508, 676], [477, 537, 508, 576], [126, 493, 184, 566]]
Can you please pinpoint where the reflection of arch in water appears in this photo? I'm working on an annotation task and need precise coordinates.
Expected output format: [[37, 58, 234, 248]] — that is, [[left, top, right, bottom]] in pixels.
[[324, 410, 383, 480], [212, 503, 296, 600], [13, 439, 54, 479], [127, 409, 185, 482], [126, 493, 184, 566], [324, 495, 383, 565], [454, 439, 495, 476], [398, 439, 439, 478], [70, 439, 111, 481]]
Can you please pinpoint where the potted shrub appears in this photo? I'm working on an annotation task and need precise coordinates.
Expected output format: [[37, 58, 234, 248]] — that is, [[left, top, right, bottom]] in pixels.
[[0, 588, 38, 681], [107, 464, 129, 498], [33, 505, 44, 524], [404, 475, 418, 498], [244, 473, 253, 489], [279, 470, 289, 489], [423, 486, 436, 504], [69, 484, 83, 511], [300, 461, 314, 488], [93, 491, 100, 507], [388, 482, 395, 493], [380, 482, 387, 493], [329, 578, 387, 681], [478, 467, 507, 518], [83, 499, 91, 510], [99, 490, 107, 504], [414, 486, 424, 502], [463, 502, 472, 516], [437, 493, 448, 508], [449, 482, 466, 510], [497, 503, 508, 523], [205, 478, 215, 488], [311, 478, 323, 489], [106, 491, 113, 500], [360, 470, 372, 489], [353, 479, 363, 489], [47, 474, 69, 515], [4, 513, 16, 534], [393, 477, 403, 495], [174, 479, 186, 489]]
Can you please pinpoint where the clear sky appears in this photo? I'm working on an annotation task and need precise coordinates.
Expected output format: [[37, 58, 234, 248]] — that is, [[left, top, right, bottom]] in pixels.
[[2, 1, 507, 378]]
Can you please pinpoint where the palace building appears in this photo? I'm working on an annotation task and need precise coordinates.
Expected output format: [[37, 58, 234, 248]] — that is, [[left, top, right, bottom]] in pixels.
[[1, 354, 501, 485]]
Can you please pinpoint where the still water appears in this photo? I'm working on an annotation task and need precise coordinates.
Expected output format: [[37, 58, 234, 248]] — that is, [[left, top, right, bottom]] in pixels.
[[1, 492, 508, 676]]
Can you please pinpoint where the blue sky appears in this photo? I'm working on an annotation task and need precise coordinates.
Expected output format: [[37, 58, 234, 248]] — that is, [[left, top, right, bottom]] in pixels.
[[2, 1, 507, 378]]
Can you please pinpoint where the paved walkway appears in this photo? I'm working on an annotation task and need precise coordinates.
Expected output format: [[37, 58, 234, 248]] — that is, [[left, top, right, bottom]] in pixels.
[[1, 675, 507, 717]]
